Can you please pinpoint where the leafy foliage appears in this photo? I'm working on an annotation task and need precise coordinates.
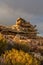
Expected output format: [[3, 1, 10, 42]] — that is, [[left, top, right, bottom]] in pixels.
[[1, 49, 40, 65], [0, 33, 7, 55]]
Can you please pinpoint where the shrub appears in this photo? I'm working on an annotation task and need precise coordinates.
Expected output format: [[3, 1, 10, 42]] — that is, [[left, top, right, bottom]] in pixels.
[[0, 33, 7, 55], [1, 49, 40, 65]]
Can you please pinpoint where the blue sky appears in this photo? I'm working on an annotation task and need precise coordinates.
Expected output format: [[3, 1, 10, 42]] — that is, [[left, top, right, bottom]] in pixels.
[[0, 0, 43, 36]]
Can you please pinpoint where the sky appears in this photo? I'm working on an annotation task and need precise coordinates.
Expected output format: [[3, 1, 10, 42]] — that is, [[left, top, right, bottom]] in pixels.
[[0, 0, 43, 36]]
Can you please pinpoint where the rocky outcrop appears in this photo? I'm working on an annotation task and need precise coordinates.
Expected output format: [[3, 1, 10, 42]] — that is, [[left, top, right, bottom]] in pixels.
[[11, 17, 38, 39], [0, 18, 43, 61], [0, 17, 38, 39]]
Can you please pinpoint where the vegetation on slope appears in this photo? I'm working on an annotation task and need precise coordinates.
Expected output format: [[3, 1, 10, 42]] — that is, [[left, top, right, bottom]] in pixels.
[[0, 33, 8, 55], [0, 49, 40, 65], [0, 18, 43, 65]]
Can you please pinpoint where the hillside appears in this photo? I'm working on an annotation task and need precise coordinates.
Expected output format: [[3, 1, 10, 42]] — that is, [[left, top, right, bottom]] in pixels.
[[0, 18, 43, 65]]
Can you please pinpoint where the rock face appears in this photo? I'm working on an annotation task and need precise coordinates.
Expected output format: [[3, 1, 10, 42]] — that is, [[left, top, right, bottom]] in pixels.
[[11, 17, 37, 39], [0, 18, 37, 39]]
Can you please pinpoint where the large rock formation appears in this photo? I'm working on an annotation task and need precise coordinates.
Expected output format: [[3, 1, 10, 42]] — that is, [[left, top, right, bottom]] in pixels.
[[0, 17, 38, 39], [11, 17, 38, 39], [0, 18, 43, 61]]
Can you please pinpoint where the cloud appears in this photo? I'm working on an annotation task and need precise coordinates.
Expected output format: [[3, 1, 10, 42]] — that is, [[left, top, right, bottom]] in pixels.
[[2, 0, 43, 16], [0, 0, 43, 35], [0, 0, 43, 19], [0, 2, 33, 25], [30, 16, 43, 36], [0, 2, 33, 18], [0, 3, 15, 18]]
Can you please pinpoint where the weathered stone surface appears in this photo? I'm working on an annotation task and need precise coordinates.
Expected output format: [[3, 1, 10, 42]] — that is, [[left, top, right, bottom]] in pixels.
[[11, 17, 37, 39], [0, 18, 43, 61]]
